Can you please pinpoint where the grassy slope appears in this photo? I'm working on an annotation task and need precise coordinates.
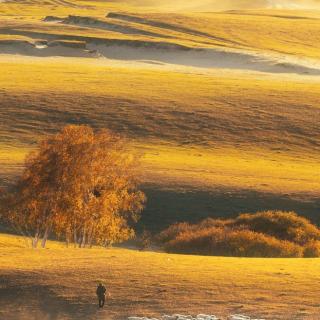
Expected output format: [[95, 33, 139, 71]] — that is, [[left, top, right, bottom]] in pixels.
[[1, 56, 319, 229], [0, 0, 320, 230], [1, 4, 320, 319], [2, 1, 320, 55], [139, 10, 320, 58], [1, 233, 320, 320]]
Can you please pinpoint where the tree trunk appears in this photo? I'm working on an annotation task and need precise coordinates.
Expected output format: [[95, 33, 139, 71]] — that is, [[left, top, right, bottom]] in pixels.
[[104, 240, 112, 248], [66, 231, 70, 248], [73, 227, 78, 248], [88, 232, 94, 248], [80, 226, 86, 248], [41, 226, 50, 248], [87, 225, 95, 248], [32, 230, 40, 248], [78, 236, 82, 248]]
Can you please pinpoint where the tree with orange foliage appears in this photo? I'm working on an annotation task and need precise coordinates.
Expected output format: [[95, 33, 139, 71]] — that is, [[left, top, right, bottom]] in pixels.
[[2, 125, 146, 248]]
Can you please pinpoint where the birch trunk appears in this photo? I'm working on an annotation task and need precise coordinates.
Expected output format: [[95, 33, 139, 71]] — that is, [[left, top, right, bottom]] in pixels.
[[73, 227, 78, 248], [32, 229, 40, 248], [41, 226, 50, 248], [80, 226, 86, 248]]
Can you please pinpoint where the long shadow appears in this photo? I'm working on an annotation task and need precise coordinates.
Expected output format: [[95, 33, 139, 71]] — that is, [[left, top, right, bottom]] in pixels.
[[139, 185, 320, 232], [0, 272, 170, 320], [0, 273, 99, 320]]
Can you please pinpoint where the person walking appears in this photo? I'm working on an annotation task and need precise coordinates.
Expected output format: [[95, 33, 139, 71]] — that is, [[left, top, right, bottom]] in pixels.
[[96, 282, 107, 308]]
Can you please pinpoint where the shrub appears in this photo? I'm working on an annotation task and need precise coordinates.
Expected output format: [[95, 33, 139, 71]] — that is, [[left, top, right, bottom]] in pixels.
[[303, 241, 320, 257], [156, 222, 192, 244], [157, 219, 230, 244], [164, 227, 303, 258], [136, 230, 152, 250], [233, 211, 320, 245], [158, 210, 320, 257]]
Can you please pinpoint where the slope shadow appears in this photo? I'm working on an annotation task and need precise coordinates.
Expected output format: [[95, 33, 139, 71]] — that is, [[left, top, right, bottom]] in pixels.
[[139, 185, 320, 232], [0, 274, 99, 320]]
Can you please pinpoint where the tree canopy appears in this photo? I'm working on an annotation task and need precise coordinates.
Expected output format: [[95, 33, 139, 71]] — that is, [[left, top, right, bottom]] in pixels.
[[2, 125, 146, 248]]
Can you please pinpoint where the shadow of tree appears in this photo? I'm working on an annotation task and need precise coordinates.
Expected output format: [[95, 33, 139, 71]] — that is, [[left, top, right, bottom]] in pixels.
[[139, 185, 320, 233]]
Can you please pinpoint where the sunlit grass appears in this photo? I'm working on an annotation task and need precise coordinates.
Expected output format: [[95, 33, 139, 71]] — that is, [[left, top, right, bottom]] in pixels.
[[1, 3, 320, 318], [2, 1, 320, 59], [1, 0, 320, 229], [1, 233, 320, 319], [1, 56, 319, 198], [141, 145, 320, 195]]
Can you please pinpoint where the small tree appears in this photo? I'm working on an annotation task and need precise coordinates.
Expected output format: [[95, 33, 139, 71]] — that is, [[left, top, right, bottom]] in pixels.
[[3, 125, 146, 248]]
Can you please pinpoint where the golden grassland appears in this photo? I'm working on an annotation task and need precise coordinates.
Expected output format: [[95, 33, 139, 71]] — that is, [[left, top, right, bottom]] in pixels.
[[2, 1, 320, 56], [137, 10, 320, 58], [1, 0, 320, 229], [1, 56, 319, 195], [1, 233, 320, 320], [1, 3, 320, 319]]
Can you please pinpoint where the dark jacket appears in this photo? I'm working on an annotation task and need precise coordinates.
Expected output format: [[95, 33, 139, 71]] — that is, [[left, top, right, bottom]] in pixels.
[[96, 285, 106, 297]]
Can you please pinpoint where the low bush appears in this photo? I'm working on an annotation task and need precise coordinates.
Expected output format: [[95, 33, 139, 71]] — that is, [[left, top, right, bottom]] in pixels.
[[156, 222, 192, 244], [156, 218, 230, 244], [233, 211, 320, 245], [164, 227, 303, 258], [159, 211, 320, 258], [303, 241, 320, 258]]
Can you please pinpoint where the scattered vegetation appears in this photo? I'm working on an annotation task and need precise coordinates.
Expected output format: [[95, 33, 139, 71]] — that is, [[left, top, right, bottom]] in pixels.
[[0, 125, 146, 248], [158, 211, 320, 257]]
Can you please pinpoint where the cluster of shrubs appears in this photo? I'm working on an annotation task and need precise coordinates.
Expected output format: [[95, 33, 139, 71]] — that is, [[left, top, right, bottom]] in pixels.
[[157, 211, 320, 258]]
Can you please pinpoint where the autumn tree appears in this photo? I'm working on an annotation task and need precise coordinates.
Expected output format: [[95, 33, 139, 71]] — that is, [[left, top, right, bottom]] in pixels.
[[2, 125, 146, 248]]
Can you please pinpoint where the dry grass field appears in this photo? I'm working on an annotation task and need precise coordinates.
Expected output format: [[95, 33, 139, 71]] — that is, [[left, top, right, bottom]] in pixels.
[[1, 1, 320, 318], [1, 233, 320, 320], [1, 55, 319, 229], [1, 1, 320, 231]]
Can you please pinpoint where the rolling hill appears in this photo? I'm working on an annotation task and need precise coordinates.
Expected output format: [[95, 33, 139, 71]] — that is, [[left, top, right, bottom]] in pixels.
[[1, 2, 320, 319], [0, 0, 320, 232]]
